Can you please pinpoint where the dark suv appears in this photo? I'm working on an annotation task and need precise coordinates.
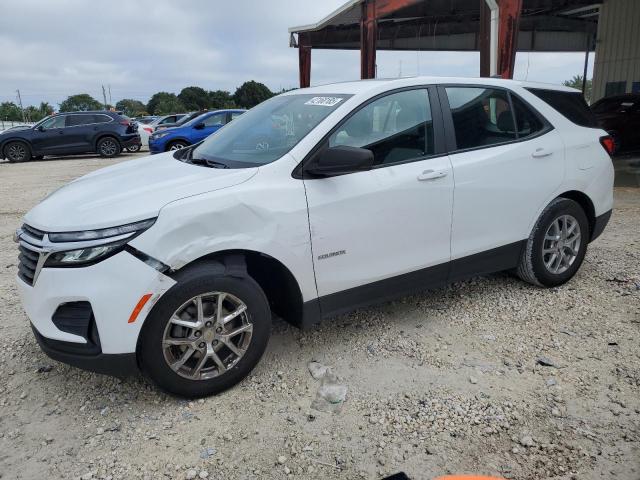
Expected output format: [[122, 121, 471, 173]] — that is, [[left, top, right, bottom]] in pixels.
[[0, 111, 141, 162], [591, 94, 640, 155]]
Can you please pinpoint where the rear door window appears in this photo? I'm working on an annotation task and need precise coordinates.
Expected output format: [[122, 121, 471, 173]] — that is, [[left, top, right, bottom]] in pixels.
[[526, 88, 598, 128], [66, 114, 92, 127], [94, 114, 112, 124], [445, 87, 516, 150], [511, 95, 545, 138]]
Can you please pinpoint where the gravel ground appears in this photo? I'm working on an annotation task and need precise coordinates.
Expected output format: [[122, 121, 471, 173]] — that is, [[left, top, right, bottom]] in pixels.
[[0, 154, 638, 480]]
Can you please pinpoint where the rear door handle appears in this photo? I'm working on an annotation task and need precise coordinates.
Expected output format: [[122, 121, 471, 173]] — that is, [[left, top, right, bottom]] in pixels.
[[417, 169, 448, 181], [532, 148, 553, 158]]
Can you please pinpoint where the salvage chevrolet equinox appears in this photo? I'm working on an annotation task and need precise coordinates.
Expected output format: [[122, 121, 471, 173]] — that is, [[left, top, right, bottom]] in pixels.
[[16, 77, 614, 398]]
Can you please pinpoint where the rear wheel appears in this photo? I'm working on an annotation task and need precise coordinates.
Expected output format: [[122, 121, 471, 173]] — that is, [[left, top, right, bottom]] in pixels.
[[517, 198, 589, 287], [97, 137, 121, 158], [4, 141, 31, 163], [139, 261, 271, 398], [167, 140, 189, 151], [126, 144, 141, 153]]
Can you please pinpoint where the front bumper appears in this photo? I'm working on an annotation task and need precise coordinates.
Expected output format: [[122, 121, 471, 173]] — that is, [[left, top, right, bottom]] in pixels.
[[32, 325, 138, 376], [148, 138, 167, 154], [17, 249, 176, 363]]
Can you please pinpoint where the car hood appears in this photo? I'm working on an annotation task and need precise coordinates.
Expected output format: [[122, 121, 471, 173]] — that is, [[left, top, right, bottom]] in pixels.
[[24, 151, 258, 231]]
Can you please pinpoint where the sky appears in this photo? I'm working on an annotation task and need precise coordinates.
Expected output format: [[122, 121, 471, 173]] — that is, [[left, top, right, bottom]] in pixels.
[[0, 0, 594, 108]]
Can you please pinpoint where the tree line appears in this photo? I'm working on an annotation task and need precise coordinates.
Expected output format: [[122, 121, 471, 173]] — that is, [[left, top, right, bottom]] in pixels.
[[0, 80, 280, 122]]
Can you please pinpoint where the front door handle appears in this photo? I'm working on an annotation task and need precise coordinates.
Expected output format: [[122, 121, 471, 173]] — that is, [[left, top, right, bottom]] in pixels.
[[532, 148, 553, 158], [417, 169, 448, 181]]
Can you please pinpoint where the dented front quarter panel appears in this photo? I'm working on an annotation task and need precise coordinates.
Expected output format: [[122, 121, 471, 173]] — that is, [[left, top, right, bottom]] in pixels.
[[128, 154, 318, 301]]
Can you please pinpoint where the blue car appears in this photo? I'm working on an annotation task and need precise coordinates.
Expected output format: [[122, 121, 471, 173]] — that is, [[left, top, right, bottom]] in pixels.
[[149, 109, 245, 154]]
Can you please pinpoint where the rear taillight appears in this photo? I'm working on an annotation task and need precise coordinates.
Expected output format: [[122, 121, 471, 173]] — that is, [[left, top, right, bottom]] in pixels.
[[143, 126, 153, 133], [600, 135, 615, 156], [119, 120, 130, 126]]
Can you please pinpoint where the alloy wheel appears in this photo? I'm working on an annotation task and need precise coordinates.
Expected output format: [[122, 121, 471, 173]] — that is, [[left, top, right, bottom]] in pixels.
[[7, 143, 27, 161], [169, 143, 185, 150], [100, 139, 118, 156], [542, 214, 582, 274], [162, 292, 252, 380]]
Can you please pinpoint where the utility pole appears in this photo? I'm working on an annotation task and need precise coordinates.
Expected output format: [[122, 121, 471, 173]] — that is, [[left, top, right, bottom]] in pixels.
[[108, 85, 112, 106], [101, 85, 108, 110], [16, 89, 26, 122]]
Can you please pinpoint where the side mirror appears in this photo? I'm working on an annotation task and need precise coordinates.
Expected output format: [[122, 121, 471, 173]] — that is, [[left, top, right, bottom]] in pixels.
[[37, 125, 45, 132], [194, 122, 205, 130], [305, 146, 374, 178]]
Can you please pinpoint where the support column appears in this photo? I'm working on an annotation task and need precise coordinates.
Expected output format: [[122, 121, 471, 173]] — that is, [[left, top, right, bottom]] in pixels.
[[360, 0, 377, 79], [479, 0, 491, 77], [298, 33, 311, 88], [497, 0, 522, 79]]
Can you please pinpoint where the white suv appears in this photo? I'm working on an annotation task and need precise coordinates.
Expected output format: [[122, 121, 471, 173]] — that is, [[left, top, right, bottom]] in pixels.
[[16, 77, 614, 397]]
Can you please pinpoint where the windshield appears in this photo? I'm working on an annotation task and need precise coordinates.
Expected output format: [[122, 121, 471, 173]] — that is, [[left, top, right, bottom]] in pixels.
[[191, 93, 351, 167]]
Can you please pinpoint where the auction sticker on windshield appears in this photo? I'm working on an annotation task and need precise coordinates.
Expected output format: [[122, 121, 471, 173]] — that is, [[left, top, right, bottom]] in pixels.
[[305, 96, 344, 107]]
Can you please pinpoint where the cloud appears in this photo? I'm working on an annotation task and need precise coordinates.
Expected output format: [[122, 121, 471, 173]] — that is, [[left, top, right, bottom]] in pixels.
[[0, 0, 592, 107]]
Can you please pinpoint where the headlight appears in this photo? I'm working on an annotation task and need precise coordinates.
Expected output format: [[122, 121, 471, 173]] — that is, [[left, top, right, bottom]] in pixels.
[[152, 132, 170, 140], [48, 218, 155, 242], [43, 218, 156, 267], [44, 238, 129, 267]]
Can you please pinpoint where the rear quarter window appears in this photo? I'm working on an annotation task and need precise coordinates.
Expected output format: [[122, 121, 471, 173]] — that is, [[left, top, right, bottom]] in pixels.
[[526, 88, 598, 128]]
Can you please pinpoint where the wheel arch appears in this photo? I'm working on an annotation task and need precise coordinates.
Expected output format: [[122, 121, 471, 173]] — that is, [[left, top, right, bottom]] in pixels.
[[555, 190, 596, 240], [167, 249, 305, 328], [1, 137, 32, 156], [164, 138, 191, 151]]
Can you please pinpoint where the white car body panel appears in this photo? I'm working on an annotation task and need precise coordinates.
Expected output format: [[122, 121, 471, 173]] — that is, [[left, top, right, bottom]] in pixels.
[[448, 129, 566, 259], [17, 251, 175, 353], [15, 76, 614, 359], [304, 154, 453, 296], [130, 154, 318, 302], [24, 151, 257, 231], [137, 123, 152, 147]]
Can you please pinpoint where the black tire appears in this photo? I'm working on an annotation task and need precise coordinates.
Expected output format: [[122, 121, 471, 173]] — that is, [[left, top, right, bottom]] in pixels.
[[138, 261, 271, 398], [126, 144, 141, 153], [166, 140, 189, 151], [3, 141, 31, 163], [517, 198, 589, 287], [97, 137, 121, 158]]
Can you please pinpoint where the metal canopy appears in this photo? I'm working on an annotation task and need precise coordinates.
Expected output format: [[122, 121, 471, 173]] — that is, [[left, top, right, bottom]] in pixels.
[[289, 0, 600, 53]]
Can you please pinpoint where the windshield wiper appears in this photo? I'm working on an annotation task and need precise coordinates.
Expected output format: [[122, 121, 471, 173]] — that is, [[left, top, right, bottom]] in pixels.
[[190, 156, 230, 169]]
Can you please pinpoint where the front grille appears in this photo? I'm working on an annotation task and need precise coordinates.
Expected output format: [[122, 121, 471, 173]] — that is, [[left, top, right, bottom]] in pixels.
[[22, 224, 45, 241], [18, 243, 40, 286]]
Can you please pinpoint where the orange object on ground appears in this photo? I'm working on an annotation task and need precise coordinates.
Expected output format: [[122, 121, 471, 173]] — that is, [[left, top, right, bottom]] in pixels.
[[127, 293, 153, 323]]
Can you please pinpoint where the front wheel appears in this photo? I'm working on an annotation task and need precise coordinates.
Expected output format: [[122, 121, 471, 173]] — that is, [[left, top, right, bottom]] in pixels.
[[167, 140, 189, 151], [138, 261, 271, 398], [517, 198, 589, 287], [126, 144, 141, 153], [97, 137, 121, 158], [4, 141, 31, 163]]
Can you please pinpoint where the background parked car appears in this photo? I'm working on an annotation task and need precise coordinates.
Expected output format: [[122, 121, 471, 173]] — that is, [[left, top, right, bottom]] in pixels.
[[0, 111, 140, 162], [133, 116, 158, 125], [149, 109, 245, 153], [127, 122, 154, 152], [592, 93, 640, 154], [149, 114, 186, 132]]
